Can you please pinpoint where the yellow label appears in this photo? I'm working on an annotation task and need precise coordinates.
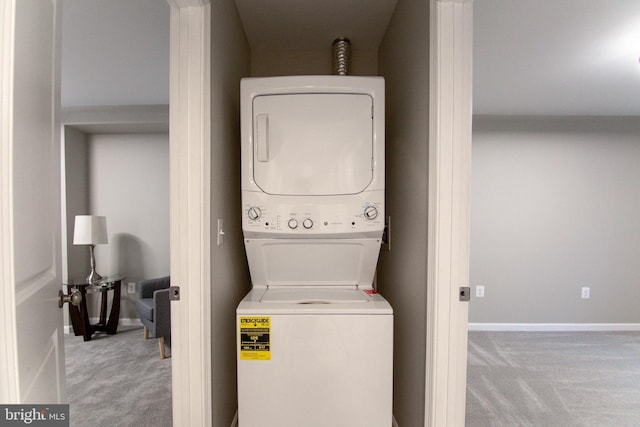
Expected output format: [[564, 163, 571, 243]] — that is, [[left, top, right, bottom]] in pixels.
[[239, 316, 271, 360]]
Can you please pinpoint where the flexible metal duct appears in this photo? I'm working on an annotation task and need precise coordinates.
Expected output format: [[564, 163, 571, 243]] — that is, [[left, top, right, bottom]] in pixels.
[[332, 38, 351, 76]]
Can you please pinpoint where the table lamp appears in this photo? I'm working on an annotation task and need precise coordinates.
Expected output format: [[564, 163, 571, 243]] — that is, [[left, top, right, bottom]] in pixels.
[[73, 215, 108, 284]]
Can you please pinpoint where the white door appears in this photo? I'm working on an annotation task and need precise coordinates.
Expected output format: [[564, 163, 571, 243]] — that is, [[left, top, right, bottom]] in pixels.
[[0, 0, 65, 403]]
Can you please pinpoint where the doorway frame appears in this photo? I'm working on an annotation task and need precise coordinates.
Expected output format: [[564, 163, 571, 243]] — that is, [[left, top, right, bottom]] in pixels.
[[0, 0, 20, 403], [167, 0, 212, 426], [167, 0, 474, 426], [426, 0, 473, 425]]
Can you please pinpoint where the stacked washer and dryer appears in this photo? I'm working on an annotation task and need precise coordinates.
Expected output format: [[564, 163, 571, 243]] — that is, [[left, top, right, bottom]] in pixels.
[[236, 75, 392, 426]]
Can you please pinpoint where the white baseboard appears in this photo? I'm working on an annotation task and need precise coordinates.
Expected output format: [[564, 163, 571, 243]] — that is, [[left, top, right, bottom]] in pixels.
[[469, 323, 640, 332], [63, 318, 143, 335]]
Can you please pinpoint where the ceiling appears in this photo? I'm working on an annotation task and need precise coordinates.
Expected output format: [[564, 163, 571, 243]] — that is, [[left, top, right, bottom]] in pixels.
[[61, 0, 640, 116], [474, 0, 640, 116]]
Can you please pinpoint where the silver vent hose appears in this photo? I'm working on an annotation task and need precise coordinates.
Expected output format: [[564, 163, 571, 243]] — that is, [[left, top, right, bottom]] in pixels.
[[332, 38, 351, 76]]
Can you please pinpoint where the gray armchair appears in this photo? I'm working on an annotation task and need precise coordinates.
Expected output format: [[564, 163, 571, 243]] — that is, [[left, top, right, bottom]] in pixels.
[[136, 276, 171, 358]]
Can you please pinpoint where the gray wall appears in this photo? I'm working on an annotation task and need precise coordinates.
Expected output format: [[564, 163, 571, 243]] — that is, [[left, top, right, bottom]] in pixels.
[[378, 1, 430, 425], [61, 0, 169, 107], [251, 48, 378, 77], [63, 126, 89, 282], [470, 116, 640, 324], [62, 0, 171, 322], [209, 1, 251, 426], [64, 132, 170, 321]]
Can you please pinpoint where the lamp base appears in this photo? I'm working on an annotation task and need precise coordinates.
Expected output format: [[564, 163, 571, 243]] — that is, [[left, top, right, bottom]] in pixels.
[[86, 269, 103, 285], [86, 244, 103, 284]]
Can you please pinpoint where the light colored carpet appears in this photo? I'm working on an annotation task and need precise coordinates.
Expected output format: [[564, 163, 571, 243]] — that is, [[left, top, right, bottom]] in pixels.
[[466, 331, 640, 427], [65, 326, 172, 427]]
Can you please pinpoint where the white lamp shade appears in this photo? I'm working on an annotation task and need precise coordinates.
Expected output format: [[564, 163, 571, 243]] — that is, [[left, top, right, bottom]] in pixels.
[[73, 215, 108, 245]]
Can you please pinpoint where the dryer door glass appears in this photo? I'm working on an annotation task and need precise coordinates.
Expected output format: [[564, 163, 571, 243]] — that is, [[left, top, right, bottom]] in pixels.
[[252, 93, 373, 195]]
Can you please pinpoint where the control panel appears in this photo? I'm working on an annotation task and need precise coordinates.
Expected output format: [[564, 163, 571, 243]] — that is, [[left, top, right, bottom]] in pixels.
[[242, 191, 384, 238]]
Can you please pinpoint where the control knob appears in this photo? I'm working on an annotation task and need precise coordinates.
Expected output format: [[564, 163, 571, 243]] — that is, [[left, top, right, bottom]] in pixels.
[[288, 218, 299, 229], [303, 219, 313, 229], [363, 206, 378, 220], [247, 207, 261, 220]]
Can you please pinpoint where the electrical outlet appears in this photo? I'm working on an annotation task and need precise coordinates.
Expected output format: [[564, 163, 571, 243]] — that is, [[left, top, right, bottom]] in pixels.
[[128, 282, 136, 294], [475, 285, 485, 298], [581, 287, 590, 299]]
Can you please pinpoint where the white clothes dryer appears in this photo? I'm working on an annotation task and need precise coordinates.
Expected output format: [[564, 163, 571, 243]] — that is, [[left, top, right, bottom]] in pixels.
[[237, 76, 392, 427]]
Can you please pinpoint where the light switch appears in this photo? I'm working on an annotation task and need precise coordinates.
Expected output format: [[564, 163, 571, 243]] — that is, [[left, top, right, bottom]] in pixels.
[[217, 219, 225, 246]]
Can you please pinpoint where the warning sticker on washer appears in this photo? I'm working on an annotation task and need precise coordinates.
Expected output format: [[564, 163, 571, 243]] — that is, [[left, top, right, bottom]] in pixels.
[[239, 316, 271, 360]]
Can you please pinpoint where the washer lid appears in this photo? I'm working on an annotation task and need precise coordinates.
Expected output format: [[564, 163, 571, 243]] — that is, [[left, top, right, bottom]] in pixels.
[[260, 288, 370, 304]]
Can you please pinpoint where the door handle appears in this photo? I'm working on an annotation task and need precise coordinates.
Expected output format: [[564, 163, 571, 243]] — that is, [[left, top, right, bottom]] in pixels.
[[58, 289, 82, 308], [256, 113, 269, 162]]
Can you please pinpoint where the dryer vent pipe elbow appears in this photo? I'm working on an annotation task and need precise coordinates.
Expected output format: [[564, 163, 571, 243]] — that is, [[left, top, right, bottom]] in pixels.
[[332, 38, 351, 76]]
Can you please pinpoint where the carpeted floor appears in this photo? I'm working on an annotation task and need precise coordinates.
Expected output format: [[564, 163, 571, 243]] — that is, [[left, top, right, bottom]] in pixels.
[[66, 328, 640, 426], [65, 326, 172, 427], [466, 331, 640, 427]]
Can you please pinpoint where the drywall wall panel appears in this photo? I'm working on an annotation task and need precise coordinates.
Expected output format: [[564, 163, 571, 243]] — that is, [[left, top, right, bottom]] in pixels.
[[61, 0, 169, 107], [209, 0, 251, 425], [471, 116, 640, 324], [251, 48, 378, 76], [87, 133, 170, 320], [63, 126, 90, 282], [378, 0, 430, 425]]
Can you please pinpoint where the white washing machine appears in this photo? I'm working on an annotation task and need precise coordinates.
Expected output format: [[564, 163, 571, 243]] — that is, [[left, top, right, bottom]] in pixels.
[[237, 76, 392, 427]]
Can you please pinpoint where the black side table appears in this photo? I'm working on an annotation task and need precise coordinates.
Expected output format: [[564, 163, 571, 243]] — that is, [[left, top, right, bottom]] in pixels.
[[64, 275, 125, 341]]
